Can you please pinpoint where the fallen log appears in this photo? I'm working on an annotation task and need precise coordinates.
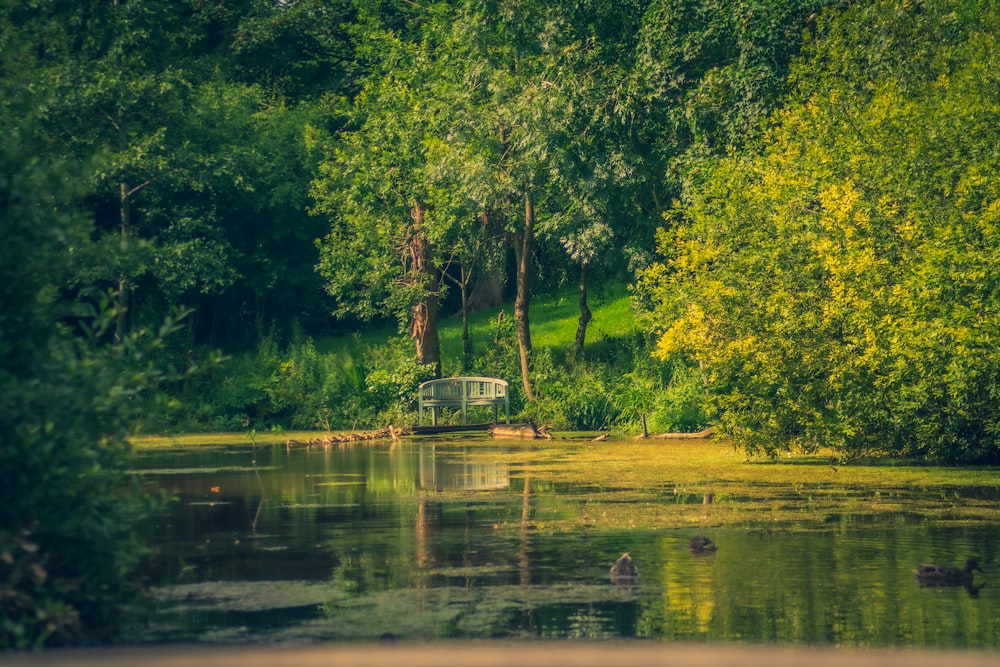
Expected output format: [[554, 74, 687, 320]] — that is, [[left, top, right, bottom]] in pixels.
[[490, 423, 552, 440], [407, 423, 494, 436]]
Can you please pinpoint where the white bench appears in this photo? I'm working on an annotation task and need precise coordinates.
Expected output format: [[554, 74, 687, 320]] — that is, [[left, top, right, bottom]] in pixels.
[[418, 377, 510, 426]]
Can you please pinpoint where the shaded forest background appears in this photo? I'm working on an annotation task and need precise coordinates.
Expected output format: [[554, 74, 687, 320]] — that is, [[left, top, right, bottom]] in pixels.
[[2, 0, 1000, 648], [4, 0, 1000, 459]]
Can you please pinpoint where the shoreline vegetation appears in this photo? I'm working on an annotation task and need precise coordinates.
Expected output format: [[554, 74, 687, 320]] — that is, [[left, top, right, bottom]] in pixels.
[[129, 424, 719, 448]]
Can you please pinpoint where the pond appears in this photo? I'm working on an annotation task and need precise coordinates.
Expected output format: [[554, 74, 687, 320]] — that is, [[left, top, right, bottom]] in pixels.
[[132, 436, 1000, 647]]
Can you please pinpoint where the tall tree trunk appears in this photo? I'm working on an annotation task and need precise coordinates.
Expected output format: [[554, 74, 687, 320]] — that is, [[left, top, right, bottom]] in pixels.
[[514, 191, 535, 400], [255, 293, 266, 345], [409, 204, 442, 377], [115, 109, 130, 345], [574, 261, 591, 359], [111, 106, 151, 345], [460, 264, 471, 373], [467, 265, 505, 312]]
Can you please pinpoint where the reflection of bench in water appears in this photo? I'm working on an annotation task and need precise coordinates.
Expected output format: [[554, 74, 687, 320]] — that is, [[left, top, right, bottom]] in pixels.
[[419, 457, 510, 491], [418, 377, 509, 425]]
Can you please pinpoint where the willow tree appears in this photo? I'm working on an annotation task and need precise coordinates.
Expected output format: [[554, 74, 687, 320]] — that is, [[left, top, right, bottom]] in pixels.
[[640, 0, 1000, 463], [312, 20, 456, 375], [438, 0, 634, 397]]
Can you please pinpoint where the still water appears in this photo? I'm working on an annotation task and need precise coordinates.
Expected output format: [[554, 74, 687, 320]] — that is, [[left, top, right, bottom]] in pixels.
[[132, 438, 1000, 647]]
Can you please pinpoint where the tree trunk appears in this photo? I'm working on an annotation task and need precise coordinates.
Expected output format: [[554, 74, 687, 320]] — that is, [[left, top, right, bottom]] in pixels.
[[114, 110, 130, 345], [111, 106, 151, 346], [442, 259, 474, 373], [114, 274, 128, 345], [466, 211, 504, 312], [255, 292, 266, 345], [574, 261, 591, 359], [409, 204, 442, 377], [460, 264, 471, 373], [514, 191, 535, 400]]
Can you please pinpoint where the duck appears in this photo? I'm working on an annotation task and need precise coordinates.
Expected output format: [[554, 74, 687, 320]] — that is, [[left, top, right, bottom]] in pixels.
[[609, 552, 638, 579], [688, 536, 717, 554], [913, 558, 983, 586]]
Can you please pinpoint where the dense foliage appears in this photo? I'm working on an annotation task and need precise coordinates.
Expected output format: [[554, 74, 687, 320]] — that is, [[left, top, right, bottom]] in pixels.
[[639, 0, 1000, 462], [0, 134, 191, 646]]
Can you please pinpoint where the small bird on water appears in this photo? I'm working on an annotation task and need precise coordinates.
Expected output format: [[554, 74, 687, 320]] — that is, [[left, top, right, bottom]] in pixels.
[[688, 536, 717, 554], [609, 552, 638, 580], [913, 558, 984, 586]]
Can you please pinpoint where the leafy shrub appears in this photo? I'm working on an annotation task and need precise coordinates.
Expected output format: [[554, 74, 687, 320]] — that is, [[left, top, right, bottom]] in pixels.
[[364, 337, 437, 426], [526, 352, 617, 430], [0, 141, 182, 647], [0, 304, 186, 648], [260, 336, 337, 429], [165, 332, 440, 431], [468, 310, 522, 385], [647, 360, 712, 433], [609, 358, 710, 435]]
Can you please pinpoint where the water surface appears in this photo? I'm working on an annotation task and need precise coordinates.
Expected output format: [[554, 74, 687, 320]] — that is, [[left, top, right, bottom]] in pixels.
[[133, 438, 1000, 646]]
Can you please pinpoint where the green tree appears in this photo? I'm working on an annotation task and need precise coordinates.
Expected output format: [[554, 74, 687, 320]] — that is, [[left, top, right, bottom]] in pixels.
[[312, 15, 458, 376], [431, 0, 643, 396], [619, 0, 838, 275], [0, 126, 193, 646], [171, 82, 335, 349], [640, 0, 1000, 462], [229, 0, 359, 102], [5, 1, 243, 344]]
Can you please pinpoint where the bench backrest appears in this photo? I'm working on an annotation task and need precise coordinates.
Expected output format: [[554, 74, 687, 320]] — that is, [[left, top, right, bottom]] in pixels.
[[419, 377, 508, 400], [418, 376, 509, 425]]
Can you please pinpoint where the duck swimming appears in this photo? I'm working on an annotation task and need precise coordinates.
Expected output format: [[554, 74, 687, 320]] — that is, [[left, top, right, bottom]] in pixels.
[[609, 552, 638, 580], [688, 536, 717, 554], [913, 558, 983, 586]]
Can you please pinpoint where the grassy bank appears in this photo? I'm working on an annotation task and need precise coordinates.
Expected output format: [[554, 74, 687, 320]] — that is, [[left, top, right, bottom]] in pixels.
[[315, 284, 639, 371], [163, 284, 684, 435]]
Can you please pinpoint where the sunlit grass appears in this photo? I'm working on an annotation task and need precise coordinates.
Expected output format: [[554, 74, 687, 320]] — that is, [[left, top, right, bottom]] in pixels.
[[314, 284, 637, 372], [504, 286, 636, 350]]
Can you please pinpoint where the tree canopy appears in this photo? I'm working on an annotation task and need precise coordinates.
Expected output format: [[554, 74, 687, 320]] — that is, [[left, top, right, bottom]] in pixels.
[[639, 0, 1000, 463]]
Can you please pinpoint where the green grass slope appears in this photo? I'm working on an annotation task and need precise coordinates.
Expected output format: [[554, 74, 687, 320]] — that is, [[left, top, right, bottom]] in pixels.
[[319, 284, 638, 373]]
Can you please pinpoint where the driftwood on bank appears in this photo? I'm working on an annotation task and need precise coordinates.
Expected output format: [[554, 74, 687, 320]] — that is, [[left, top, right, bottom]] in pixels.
[[286, 425, 395, 448], [282, 424, 713, 446], [490, 423, 553, 440], [406, 423, 493, 436]]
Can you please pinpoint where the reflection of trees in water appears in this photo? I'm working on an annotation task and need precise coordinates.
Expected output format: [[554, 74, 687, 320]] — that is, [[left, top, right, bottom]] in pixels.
[[566, 606, 613, 639], [416, 498, 429, 571], [519, 474, 532, 587]]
